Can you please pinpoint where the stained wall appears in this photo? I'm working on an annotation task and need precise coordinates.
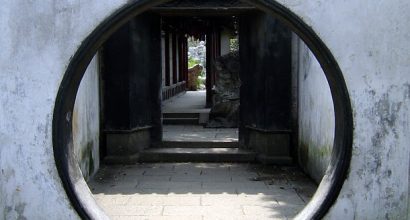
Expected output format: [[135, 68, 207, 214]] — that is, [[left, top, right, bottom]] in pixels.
[[72, 54, 100, 181], [0, 1, 409, 219], [293, 35, 335, 183]]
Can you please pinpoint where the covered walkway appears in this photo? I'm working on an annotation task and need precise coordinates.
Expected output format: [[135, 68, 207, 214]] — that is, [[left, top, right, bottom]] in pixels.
[[162, 91, 237, 143], [162, 91, 209, 114]]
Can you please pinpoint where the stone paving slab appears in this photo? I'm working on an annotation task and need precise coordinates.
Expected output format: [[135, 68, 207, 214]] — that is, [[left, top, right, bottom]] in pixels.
[[111, 216, 203, 220], [101, 205, 163, 216], [162, 91, 209, 113], [202, 216, 284, 220], [139, 148, 256, 163], [170, 174, 232, 182], [128, 196, 201, 206], [121, 175, 172, 183], [200, 194, 278, 206], [162, 205, 244, 216], [89, 163, 317, 219]]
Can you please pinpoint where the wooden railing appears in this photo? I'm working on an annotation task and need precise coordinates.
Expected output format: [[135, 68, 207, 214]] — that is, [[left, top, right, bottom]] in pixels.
[[162, 81, 186, 101]]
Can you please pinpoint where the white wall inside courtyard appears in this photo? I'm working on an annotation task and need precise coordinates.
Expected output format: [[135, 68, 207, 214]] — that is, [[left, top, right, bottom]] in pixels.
[[0, 1, 127, 219], [72, 54, 100, 181], [293, 35, 335, 183]]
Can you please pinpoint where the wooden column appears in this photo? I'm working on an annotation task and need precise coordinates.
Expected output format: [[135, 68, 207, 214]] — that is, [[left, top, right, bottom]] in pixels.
[[239, 11, 293, 165], [172, 33, 178, 84], [164, 32, 171, 86], [206, 22, 221, 107], [102, 12, 162, 164], [178, 35, 187, 83]]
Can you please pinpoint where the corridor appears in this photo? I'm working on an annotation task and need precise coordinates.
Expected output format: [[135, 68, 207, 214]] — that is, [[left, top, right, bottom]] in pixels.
[[162, 91, 208, 114], [162, 90, 238, 143]]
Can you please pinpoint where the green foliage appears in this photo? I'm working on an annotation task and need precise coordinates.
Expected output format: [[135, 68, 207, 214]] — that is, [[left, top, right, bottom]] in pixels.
[[187, 57, 206, 90], [188, 57, 201, 68], [197, 75, 206, 89], [230, 38, 239, 52]]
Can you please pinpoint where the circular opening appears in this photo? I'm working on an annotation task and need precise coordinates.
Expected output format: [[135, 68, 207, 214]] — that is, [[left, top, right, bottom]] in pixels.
[[52, 0, 353, 219]]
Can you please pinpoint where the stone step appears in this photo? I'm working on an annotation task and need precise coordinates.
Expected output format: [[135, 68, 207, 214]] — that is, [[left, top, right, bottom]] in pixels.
[[163, 118, 199, 125], [139, 148, 256, 163], [163, 112, 200, 119], [154, 141, 239, 148]]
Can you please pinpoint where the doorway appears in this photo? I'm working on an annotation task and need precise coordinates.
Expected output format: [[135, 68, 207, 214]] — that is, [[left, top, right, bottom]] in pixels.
[[155, 15, 242, 162], [53, 1, 353, 219]]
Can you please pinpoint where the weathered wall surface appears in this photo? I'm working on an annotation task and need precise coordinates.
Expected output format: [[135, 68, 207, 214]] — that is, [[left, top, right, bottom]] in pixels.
[[276, 1, 410, 219], [72, 55, 100, 181], [293, 36, 335, 183], [0, 0, 409, 219], [0, 1, 126, 219]]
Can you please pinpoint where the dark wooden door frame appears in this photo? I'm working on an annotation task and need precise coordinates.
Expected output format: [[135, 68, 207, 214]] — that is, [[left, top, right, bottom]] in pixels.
[[205, 22, 221, 108]]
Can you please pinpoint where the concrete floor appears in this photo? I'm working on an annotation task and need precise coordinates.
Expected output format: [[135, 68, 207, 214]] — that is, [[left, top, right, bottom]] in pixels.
[[89, 163, 317, 220], [162, 91, 238, 143], [89, 92, 317, 219], [162, 91, 209, 114]]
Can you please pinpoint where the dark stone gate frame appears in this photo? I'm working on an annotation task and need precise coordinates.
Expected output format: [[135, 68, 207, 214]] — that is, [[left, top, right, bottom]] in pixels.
[[52, 0, 353, 219]]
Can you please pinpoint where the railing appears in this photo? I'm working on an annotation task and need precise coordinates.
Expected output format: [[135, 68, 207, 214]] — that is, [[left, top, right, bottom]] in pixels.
[[162, 81, 186, 101]]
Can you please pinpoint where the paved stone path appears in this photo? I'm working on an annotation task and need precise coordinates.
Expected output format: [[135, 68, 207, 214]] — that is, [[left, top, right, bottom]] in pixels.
[[89, 163, 317, 219], [163, 125, 238, 142], [163, 91, 209, 113]]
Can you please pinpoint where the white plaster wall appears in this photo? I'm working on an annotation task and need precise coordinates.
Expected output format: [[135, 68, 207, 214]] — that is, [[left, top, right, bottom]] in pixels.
[[0, 1, 126, 219], [295, 37, 335, 184], [0, 0, 409, 219], [72, 54, 100, 181], [276, 0, 410, 219], [274, 1, 410, 219]]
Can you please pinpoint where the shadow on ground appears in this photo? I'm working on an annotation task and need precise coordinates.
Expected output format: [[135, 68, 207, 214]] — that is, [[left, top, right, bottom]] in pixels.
[[88, 163, 317, 219]]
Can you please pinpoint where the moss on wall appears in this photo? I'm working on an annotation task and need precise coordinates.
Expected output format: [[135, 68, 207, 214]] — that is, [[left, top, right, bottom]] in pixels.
[[72, 54, 100, 181], [294, 36, 335, 184], [299, 140, 332, 183], [78, 141, 96, 180]]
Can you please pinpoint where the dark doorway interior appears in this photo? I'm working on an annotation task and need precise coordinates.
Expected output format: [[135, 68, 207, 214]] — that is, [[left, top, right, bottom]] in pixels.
[[158, 15, 242, 161], [99, 6, 294, 165]]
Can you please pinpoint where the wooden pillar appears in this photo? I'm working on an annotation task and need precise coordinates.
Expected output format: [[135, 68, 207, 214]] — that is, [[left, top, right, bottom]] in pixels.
[[239, 11, 293, 165], [102, 12, 162, 164], [178, 35, 186, 83], [206, 22, 221, 107], [184, 37, 189, 82], [206, 34, 212, 107], [165, 31, 171, 86], [183, 36, 189, 82], [172, 33, 178, 84]]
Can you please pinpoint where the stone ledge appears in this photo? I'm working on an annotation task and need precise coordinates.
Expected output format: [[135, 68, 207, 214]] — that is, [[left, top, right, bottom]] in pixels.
[[104, 153, 140, 165], [104, 126, 152, 164], [256, 154, 293, 165]]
